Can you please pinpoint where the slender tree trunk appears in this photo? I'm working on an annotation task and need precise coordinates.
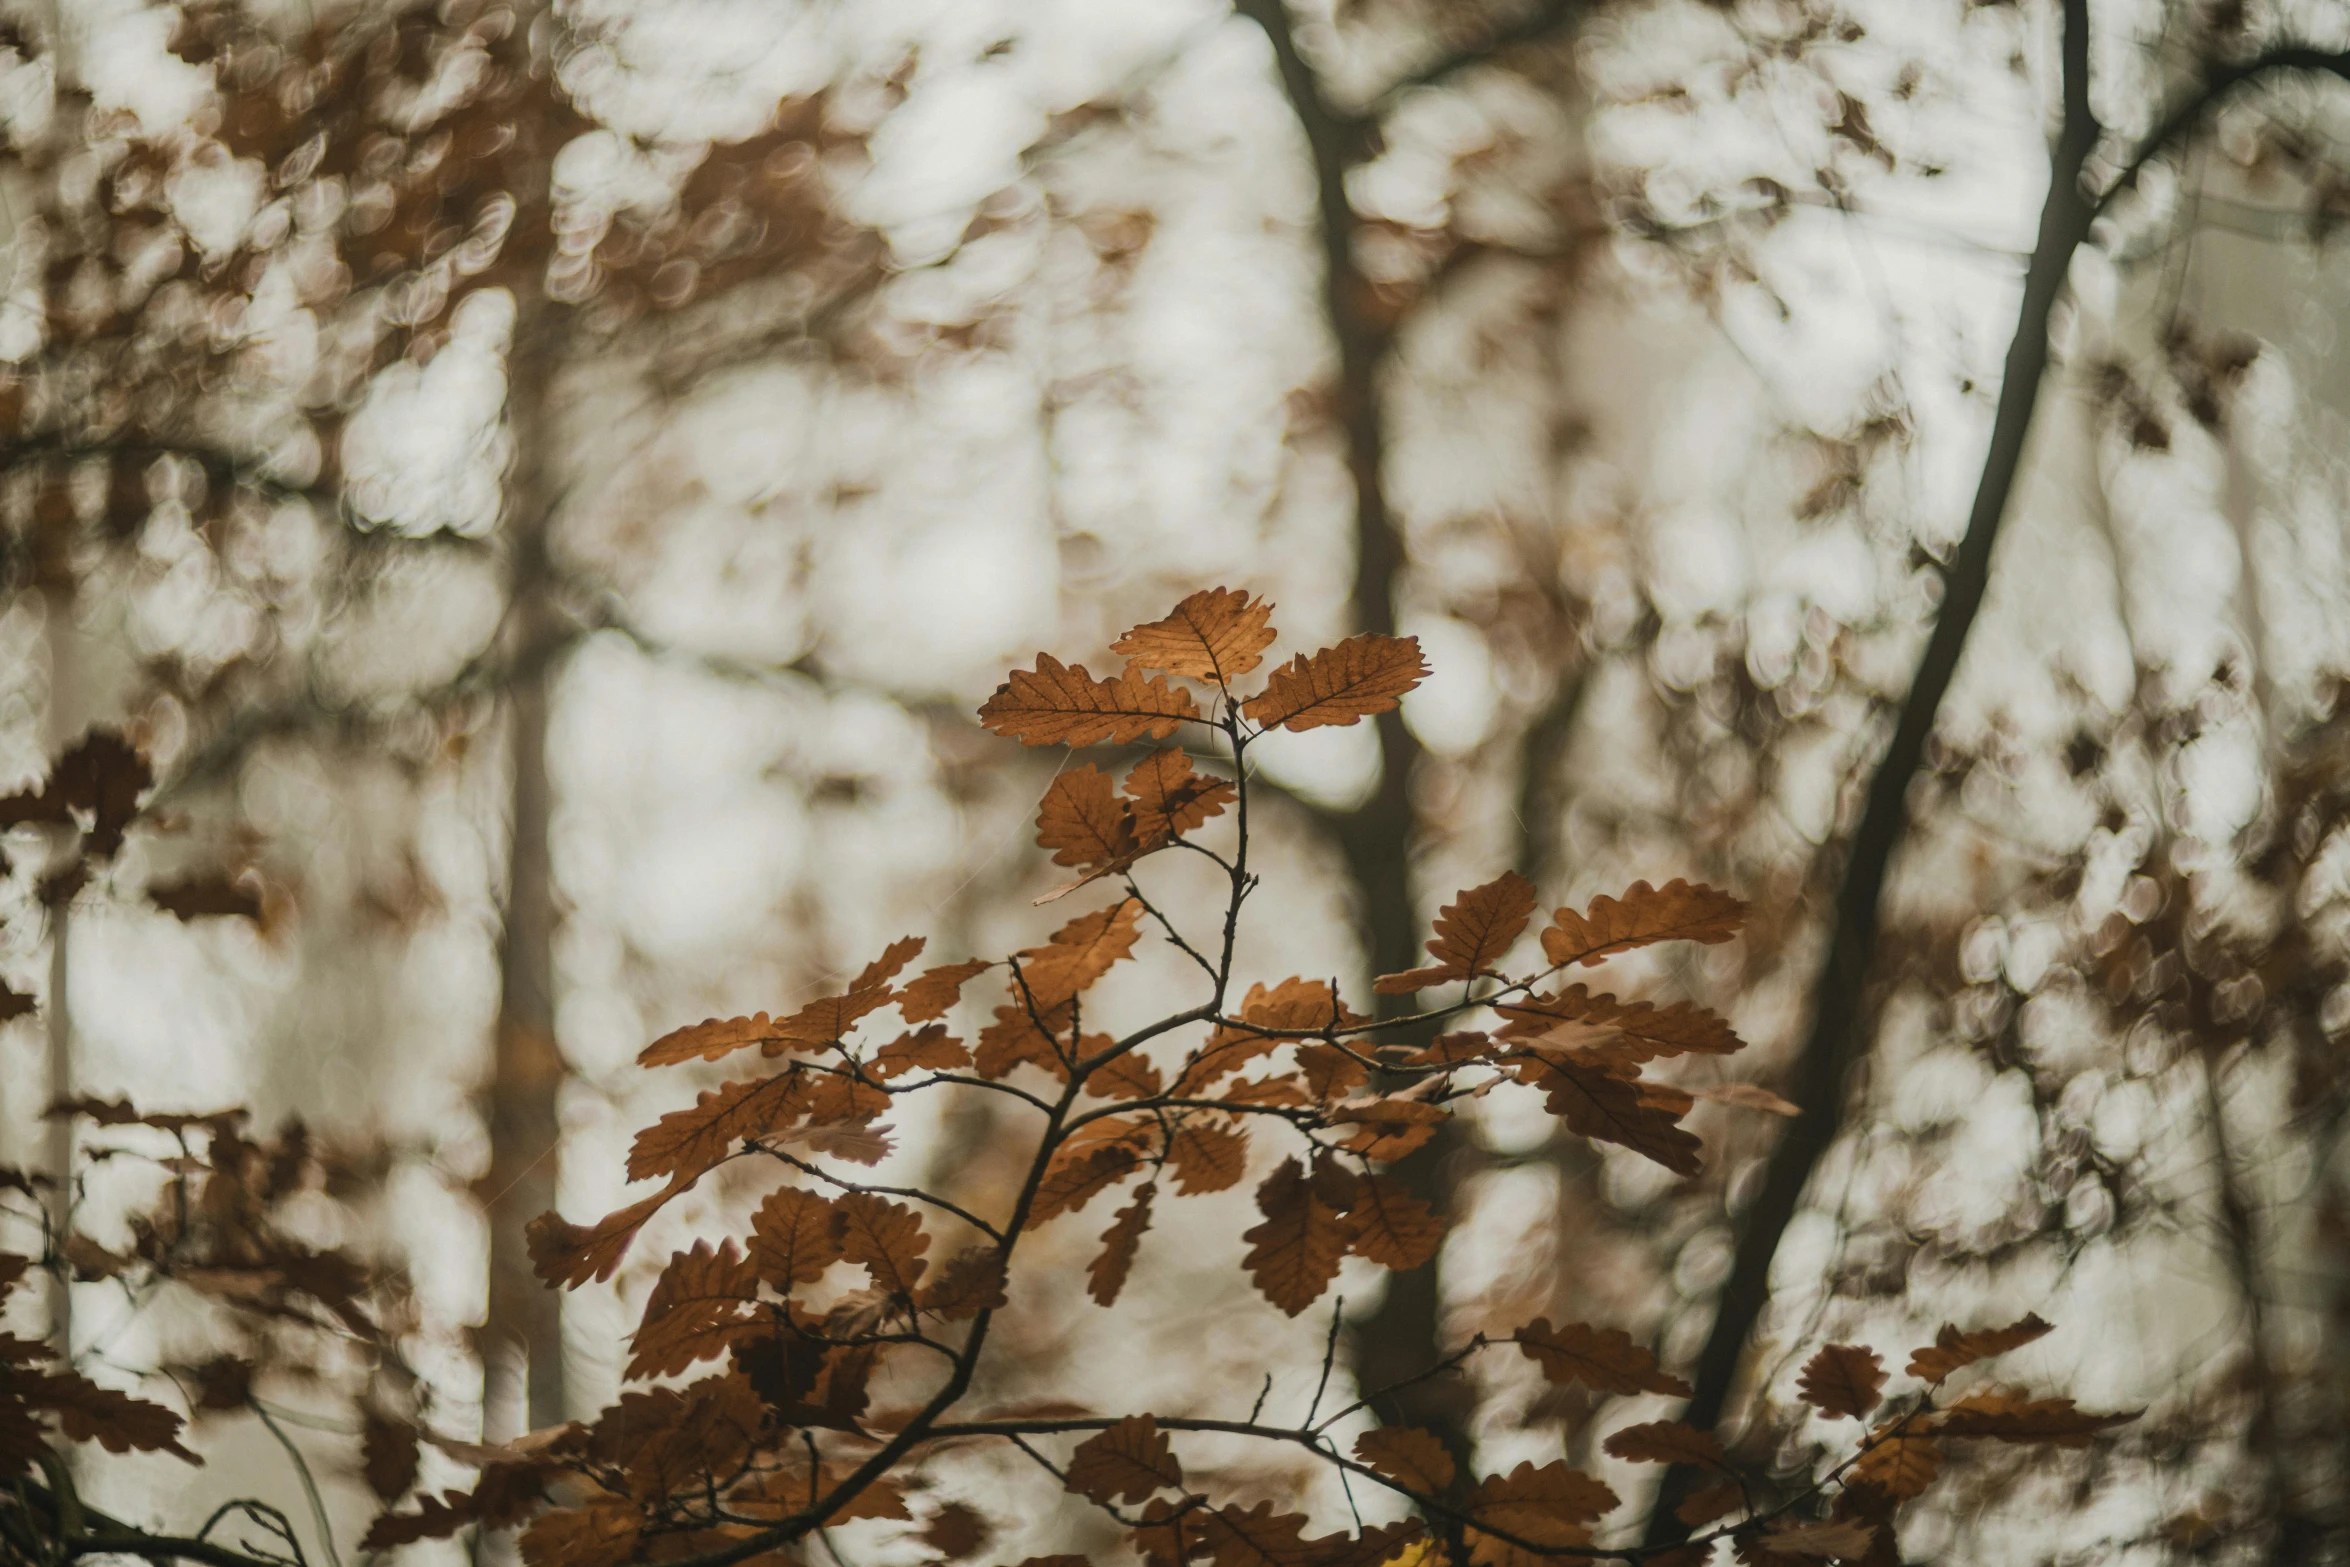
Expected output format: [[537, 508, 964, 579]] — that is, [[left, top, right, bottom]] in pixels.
[[481, 301, 569, 1437], [41, 583, 76, 1363], [1643, 0, 2098, 1538]]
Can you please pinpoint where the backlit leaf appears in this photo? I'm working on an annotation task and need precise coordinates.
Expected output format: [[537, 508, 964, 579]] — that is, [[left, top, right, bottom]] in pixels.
[[980, 654, 1200, 747], [1200, 1502, 1319, 1567], [1797, 1345, 1886, 1420], [1066, 1414, 1184, 1504], [832, 1193, 931, 1297], [1240, 1158, 1350, 1315], [1468, 1460, 1619, 1539], [1167, 1120, 1250, 1194], [1111, 586, 1278, 683], [1514, 1319, 1692, 1397], [919, 1246, 1009, 1321], [1602, 1421, 1726, 1470], [1018, 898, 1145, 1008], [1849, 1425, 1941, 1500], [1933, 1392, 2139, 1447], [627, 1072, 809, 1183], [1495, 986, 1744, 1059], [1087, 1186, 1154, 1307], [1036, 766, 1144, 870], [1326, 1098, 1448, 1162], [1242, 634, 1428, 732], [897, 960, 992, 1024], [869, 1024, 971, 1080], [1904, 1314, 2054, 1383], [1516, 1052, 1703, 1176], [1124, 749, 1235, 840], [626, 1240, 758, 1380], [748, 1187, 841, 1290], [1539, 879, 1746, 967], [1376, 873, 1535, 994], [1353, 1426, 1454, 1495], [1029, 1140, 1143, 1228], [1345, 1172, 1444, 1270], [528, 1177, 689, 1288]]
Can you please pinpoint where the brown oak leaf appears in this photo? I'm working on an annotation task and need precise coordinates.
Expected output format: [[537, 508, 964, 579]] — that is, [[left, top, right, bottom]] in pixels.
[[1376, 872, 1535, 993], [1124, 748, 1236, 840], [1111, 586, 1278, 683], [1601, 1421, 1727, 1470], [1904, 1313, 2054, 1382], [1239, 1158, 1350, 1315], [1353, 1426, 1455, 1495], [1066, 1415, 1185, 1504], [1242, 634, 1428, 732], [1796, 1345, 1886, 1420], [1514, 1319, 1692, 1397], [980, 653, 1200, 746], [1086, 1186, 1155, 1307], [1539, 879, 1746, 967]]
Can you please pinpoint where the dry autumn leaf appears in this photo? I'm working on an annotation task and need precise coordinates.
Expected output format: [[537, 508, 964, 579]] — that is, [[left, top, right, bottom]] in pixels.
[[1111, 587, 1279, 683], [1241, 634, 1428, 732], [1087, 1186, 1154, 1306], [1353, 1426, 1455, 1495], [1239, 1157, 1351, 1315], [1539, 879, 1747, 968], [1905, 1313, 2055, 1382], [1065, 1415, 1184, 1504], [980, 654, 1201, 747], [1602, 1421, 1727, 1470], [1124, 748, 1236, 840], [1514, 1319, 1692, 1397], [1376, 871, 1536, 994], [1797, 1345, 1887, 1420]]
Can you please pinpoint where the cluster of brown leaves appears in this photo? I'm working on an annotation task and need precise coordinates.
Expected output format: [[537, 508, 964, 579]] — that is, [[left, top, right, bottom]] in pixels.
[[0, 591, 2138, 1567]]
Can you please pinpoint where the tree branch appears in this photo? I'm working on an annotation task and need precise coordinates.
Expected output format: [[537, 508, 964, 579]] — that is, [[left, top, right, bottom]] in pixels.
[[1643, 0, 2103, 1540]]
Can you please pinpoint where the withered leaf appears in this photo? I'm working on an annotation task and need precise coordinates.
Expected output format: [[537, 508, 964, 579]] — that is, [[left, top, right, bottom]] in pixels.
[[362, 1414, 421, 1501], [1933, 1392, 2139, 1447], [980, 653, 1200, 747], [897, 960, 992, 1024], [1848, 1425, 1941, 1501], [1353, 1425, 1454, 1495], [1086, 1185, 1154, 1307], [921, 1501, 990, 1562], [1028, 1140, 1142, 1228], [1199, 1501, 1320, 1567], [1240, 1158, 1350, 1316], [748, 1186, 842, 1289], [1066, 1414, 1185, 1504], [1242, 634, 1428, 733], [1601, 1421, 1726, 1470], [832, 1192, 931, 1297], [1796, 1345, 1886, 1420], [626, 1240, 759, 1380], [528, 1176, 689, 1288], [1904, 1313, 2054, 1382], [1496, 985, 1744, 1059], [1167, 1119, 1250, 1194], [1518, 1052, 1702, 1176], [1345, 1172, 1444, 1270], [870, 1024, 971, 1080], [627, 1072, 808, 1183], [1018, 898, 1145, 1008], [1111, 586, 1278, 683], [1036, 765, 1144, 870], [1327, 1097, 1448, 1162], [1124, 748, 1235, 840], [978, 1001, 1075, 1081], [1514, 1319, 1693, 1397], [919, 1246, 1008, 1321], [24, 1370, 197, 1461], [1539, 879, 1746, 968], [1376, 872, 1535, 994], [1469, 1460, 1619, 1539], [1083, 1050, 1164, 1100]]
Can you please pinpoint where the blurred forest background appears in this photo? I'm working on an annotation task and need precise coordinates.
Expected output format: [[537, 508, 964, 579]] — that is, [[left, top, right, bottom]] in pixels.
[[7, 0, 2350, 1560]]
